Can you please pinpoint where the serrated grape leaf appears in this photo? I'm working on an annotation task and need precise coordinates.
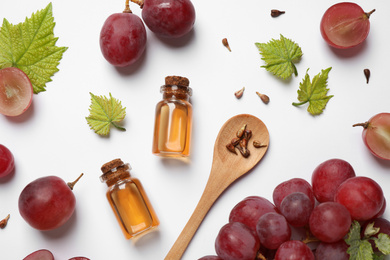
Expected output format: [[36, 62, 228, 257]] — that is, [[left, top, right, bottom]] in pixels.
[[292, 67, 333, 115], [0, 3, 67, 93], [255, 34, 302, 80], [374, 233, 390, 255], [346, 221, 379, 260], [86, 93, 126, 136]]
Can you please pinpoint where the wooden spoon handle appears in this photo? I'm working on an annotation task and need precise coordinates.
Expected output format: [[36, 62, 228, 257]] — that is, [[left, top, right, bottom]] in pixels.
[[165, 177, 227, 260]]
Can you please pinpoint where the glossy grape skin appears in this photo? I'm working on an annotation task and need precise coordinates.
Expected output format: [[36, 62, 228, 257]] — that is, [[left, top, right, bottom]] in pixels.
[[215, 222, 260, 260], [335, 176, 384, 221], [311, 158, 355, 202], [320, 2, 373, 49], [19, 176, 76, 230], [279, 192, 313, 227], [309, 202, 351, 243], [0, 144, 15, 178], [229, 196, 278, 232], [142, 0, 195, 38], [315, 240, 349, 260], [198, 256, 222, 260], [275, 240, 314, 260], [256, 212, 291, 250], [100, 12, 146, 67], [23, 249, 54, 260], [354, 113, 390, 160], [273, 178, 315, 210], [0, 67, 33, 117]]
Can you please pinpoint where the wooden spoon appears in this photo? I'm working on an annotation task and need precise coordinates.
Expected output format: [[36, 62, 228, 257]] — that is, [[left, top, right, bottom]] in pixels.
[[165, 114, 269, 259]]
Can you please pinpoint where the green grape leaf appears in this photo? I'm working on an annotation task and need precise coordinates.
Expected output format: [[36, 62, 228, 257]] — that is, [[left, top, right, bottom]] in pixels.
[[86, 93, 126, 136], [374, 233, 390, 255], [0, 3, 67, 93], [255, 34, 302, 80], [292, 67, 333, 115], [346, 221, 375, 260]]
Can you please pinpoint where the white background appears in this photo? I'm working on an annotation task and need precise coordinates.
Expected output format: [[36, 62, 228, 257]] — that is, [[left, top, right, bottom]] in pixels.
[[1, 0, 390, 259]]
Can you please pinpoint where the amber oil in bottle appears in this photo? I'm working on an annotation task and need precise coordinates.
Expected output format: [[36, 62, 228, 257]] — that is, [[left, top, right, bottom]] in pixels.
[[100, 159, 159, 239], [152, 76, 193, 157]]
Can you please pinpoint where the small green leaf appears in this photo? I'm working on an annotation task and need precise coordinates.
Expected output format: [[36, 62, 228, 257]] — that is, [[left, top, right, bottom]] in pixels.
[[86, 93, 126, 136], [255, 34, 302, 80], [374, 233, 390, 255], [292, 67, 333, 115], [0, 3, 67, 93]]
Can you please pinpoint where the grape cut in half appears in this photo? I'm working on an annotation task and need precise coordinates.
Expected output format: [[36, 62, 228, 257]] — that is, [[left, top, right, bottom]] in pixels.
[[320, 2, 375, 49], [0, 67, 33, 117], [353, 113, 390, 160]]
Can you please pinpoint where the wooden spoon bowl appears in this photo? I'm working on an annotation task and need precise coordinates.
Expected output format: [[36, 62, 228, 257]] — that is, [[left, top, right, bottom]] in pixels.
[[165, 114, 269, 259]]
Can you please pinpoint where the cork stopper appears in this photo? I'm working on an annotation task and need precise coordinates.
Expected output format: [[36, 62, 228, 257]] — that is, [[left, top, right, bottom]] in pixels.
[[165, 76, 189, 87], [101, 158, 124, 174], [100, 159, 131, 186]]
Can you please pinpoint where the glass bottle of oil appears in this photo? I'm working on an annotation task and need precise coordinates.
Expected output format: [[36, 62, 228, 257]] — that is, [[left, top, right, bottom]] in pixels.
[[152, 76, 193, 157], [100, 158, 159, 239]]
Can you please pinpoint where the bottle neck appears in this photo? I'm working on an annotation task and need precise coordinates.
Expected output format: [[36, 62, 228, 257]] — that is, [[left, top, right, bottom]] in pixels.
[[161, 85, 192, 101], [100, 164, 131, 187]]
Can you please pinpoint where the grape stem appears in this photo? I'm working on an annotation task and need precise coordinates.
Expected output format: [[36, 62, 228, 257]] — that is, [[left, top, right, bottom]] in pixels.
[[67, 173, 84, 190], [365, 9, 376, 19], [256, 252, 267, 260], [302, 229, 320, 244], [123, 0, 132, 13], [130, 0, 144, 8], [352, 122, 369, 129]]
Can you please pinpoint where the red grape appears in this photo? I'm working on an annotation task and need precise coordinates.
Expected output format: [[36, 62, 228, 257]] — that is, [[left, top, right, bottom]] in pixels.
[[311, 158, 355, 203], [0, 67, 33, 116], [273, 178, 315, 210], [141, 0, 195, 38], [275, 240, 314, 260], [215, 222, 260, 260], [256, 212, 291, 250], [23, 249, 54, 260], [0, 144, 15, 178], [320, 2, 375, 49], [229, 196, 278, 231], [18, 174, 82, 230], [309, 202, 351, 243], [315, 240, 350, 260], [279, 192, 313, 227], [335, 176, 384, 221], [100, 12, 146, 67], [353, 113, 390, 160], [198, 256, 222, 260]]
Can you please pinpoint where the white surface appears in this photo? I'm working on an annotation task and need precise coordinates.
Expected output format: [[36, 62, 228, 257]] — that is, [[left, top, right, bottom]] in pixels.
[[1, 0, 390, 259]]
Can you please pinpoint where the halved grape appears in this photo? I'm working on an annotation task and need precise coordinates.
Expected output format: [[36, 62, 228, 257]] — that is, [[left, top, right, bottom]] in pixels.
[[23, 249, 54, 260], [100, 12, 146, 67], [141, 0, 195, 38], [320, 2, 375, 49], [353, 113, 390, 160], [0, 67, 33, 117]]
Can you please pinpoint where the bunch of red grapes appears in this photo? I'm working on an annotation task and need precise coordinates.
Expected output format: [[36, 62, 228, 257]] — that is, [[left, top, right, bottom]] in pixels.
[[199, 158, 389, 260], [99, 0, 195, 67]]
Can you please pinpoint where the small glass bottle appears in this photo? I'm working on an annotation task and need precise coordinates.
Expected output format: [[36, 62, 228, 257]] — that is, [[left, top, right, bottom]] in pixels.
[[100, 158, 159, 239], [152, 76, 193, 157]]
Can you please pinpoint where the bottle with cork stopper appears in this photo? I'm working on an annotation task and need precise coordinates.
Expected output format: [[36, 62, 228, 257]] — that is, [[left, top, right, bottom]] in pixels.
[[100, 158, 159, 239], [152, 75, 193, 157]]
